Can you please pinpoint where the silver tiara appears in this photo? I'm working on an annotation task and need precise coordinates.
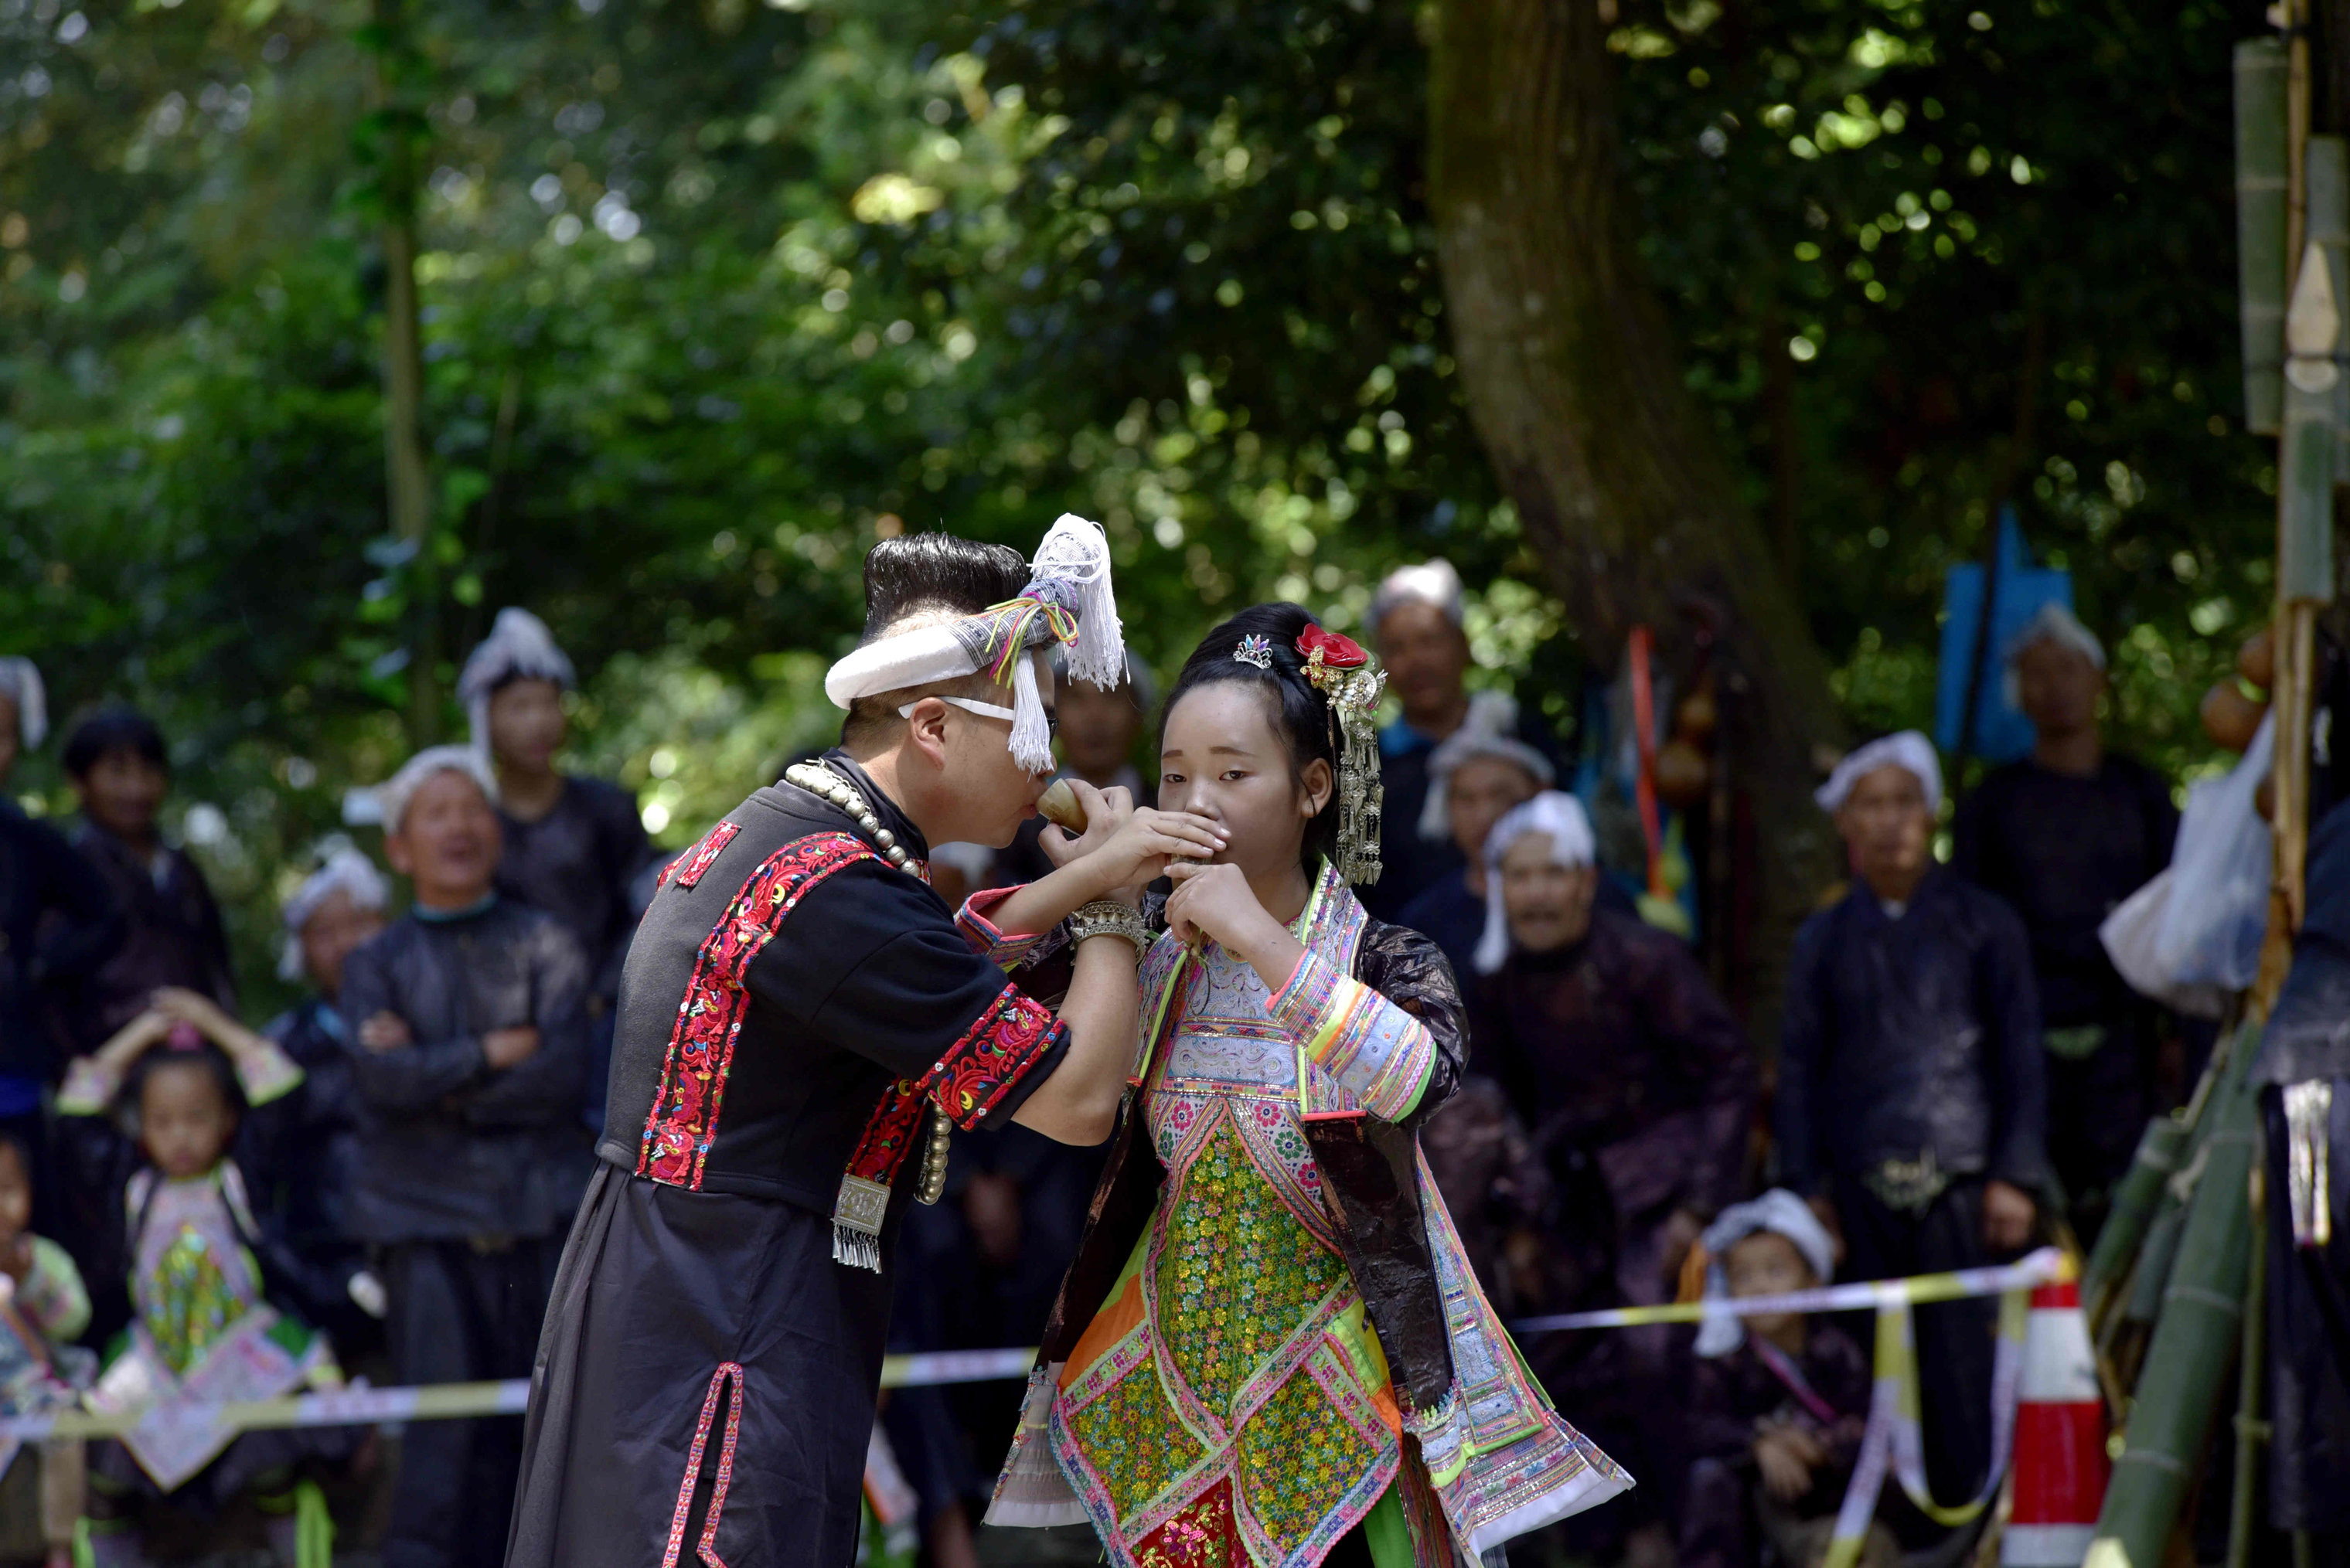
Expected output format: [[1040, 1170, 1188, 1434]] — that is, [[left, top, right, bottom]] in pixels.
[[1234, 634, 1274, 670]]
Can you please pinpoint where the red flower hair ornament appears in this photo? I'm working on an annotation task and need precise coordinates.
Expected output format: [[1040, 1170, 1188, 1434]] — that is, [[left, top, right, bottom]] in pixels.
[[1292, 622, 1386, 887]]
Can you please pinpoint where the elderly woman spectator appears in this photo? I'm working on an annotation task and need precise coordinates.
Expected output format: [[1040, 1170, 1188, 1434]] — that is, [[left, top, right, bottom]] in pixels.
[[1363, 560, 1558, 919], [1397, 723, 1553, 983], [1470, 791, 1756, 1319]]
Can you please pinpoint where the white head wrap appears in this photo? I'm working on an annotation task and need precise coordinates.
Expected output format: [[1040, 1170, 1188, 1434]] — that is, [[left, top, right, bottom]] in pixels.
[[1694, 1189, 1837, 1357], [278, 844, 390, 981], [2001, 602, 2106, 710], [0, 659, 46, 750], [823, 515, 1126, 774], [1474, 790, 1596, 975], [1371, 559, 1466, 631], [458, 608, 576, 761], [1418, 692, 1552, 841], [1813, 730, 1943, 817], [373, 745, 497, 835]]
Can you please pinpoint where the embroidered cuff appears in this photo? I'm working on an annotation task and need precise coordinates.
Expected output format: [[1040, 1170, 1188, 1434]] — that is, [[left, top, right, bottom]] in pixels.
[[235, 1040, 305, 1107], [1268, 950, 1437, 1121], [56, 1056, 120, 1117], [956, 886, 1054, 970], [930, 983, 1067, 1129]]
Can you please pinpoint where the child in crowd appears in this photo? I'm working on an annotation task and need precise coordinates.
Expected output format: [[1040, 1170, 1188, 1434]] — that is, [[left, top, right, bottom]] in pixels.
[[1678, 1191, 1887, 1568], [0, 1131, 93, 1568], [247, 849, 388, 1350], [61, 1008, 347, 1568]]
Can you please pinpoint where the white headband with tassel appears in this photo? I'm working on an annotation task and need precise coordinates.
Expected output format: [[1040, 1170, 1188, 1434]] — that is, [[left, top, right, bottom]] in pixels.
[[824, 515, 1125, 774]]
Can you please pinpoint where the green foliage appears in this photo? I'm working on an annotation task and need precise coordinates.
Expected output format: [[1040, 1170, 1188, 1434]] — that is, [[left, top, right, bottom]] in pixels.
[[0, 0, 2277, 1009]]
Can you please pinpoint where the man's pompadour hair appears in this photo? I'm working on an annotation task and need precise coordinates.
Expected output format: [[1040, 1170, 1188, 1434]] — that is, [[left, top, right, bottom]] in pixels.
[[860, 532, 1028, 642]]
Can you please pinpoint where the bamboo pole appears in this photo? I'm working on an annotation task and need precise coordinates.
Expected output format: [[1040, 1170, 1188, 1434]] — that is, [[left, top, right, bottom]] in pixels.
[[2242, 39, 2291, 437], [2225, 1149, 2268, 1568], [2083, 1034, 2260, 1568]]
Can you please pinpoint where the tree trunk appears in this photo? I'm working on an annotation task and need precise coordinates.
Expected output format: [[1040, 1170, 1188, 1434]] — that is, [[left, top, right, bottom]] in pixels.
[[370, 0, 439, 748], [1426, 0, 1844, 1042]]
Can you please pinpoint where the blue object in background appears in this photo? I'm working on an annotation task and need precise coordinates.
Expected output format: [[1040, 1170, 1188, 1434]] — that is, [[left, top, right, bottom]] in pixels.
[[1934, 506, 2073, 766]]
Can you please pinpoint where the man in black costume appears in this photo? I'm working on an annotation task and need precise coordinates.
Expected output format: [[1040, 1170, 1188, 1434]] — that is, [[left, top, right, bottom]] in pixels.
[[1778, 732, 2047, 1505], [1953, 604, 2176, 1235], [340, 747, 595, 1568], [506, 522, 1220, 1568]]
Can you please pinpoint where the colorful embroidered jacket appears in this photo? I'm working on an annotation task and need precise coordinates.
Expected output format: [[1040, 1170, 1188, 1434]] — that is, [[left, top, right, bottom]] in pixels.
[[989, 862, 1630, 1565], [597, 750, 1073, 1218]]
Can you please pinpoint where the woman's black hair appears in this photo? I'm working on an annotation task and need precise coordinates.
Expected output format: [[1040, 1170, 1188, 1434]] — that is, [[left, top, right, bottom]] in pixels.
[[62, 706, 168, 781], [1162, 602, 1340, 877]]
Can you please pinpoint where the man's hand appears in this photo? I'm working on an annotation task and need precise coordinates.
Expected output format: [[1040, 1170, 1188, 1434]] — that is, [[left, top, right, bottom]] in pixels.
[[359, 1012, 414, 1054], [483, 1027, 542, 1070], [963, 1172, 1023, 1268], [1753, 1423, 1825, 1501], [1982, 1179, 2036, 1252], [151, 987, 233, 1039], [1042, 789, 1224, 900]]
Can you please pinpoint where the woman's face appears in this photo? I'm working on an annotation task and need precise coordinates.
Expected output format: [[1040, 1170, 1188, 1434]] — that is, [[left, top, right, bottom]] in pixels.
[[1158, 683, 1331, 885], [1499, 832, 1599, 953]]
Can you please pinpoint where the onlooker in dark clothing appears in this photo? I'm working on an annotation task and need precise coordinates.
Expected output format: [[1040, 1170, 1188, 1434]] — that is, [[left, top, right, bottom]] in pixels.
[[1471, 791, 1756, 1317], [340, 747, 592, 1568], [1679, 1192, 1889, 1568], [1397, 726, 1551, 984], [993, 648, 1157, 888], [1364, 560, 1558, 920], [1779, 733, 2046, 1502], [1952, 604, 2178, 1234], [458, 608, 649, 1124], [58, 708, 237, 1060], [0, 795, 120, 1183], [247, 847, 391, 1349]]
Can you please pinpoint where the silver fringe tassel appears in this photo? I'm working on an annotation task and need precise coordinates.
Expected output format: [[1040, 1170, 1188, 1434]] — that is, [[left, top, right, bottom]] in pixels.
[[2285, 1078, 2335, 1249]]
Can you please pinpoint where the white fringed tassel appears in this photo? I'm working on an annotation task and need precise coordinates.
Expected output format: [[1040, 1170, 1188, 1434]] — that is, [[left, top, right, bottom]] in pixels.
[[1010, 656, 1056, 774], [833, 1225, 884, 1272], [1030, 514, 1125, 689]]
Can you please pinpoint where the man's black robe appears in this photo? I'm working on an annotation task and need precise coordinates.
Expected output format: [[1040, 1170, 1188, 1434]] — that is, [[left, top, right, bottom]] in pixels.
[[506, 754, 1072, 1568]]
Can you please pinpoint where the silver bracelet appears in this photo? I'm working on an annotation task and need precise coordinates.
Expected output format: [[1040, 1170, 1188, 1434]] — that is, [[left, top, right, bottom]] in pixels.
[[1068, 899, 1151, 957]]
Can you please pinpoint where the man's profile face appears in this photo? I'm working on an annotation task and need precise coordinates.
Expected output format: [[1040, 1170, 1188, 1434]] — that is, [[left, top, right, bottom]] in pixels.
[[2014, 639, 2102, 738], [1835, 764, 1932, 889], [935, 653, 1054, 848]]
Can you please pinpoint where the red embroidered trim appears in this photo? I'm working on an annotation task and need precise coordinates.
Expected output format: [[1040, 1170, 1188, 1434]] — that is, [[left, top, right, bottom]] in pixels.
[[663, 820, 742, 892], [661, 1361, 744, 1568], [841, 984, 1066, 1191], [639, 832, 877, 1188]]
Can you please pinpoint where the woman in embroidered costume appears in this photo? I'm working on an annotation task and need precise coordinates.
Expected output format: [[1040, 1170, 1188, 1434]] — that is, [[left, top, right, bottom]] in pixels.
[[987, 604, 1630, 1566], [59, 1003, 349, 1567], [506, 521, 1231, 1568]]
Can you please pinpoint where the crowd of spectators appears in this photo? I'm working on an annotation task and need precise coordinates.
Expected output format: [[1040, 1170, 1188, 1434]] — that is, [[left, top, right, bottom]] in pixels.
[[0, 572, 2181, 1568]]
